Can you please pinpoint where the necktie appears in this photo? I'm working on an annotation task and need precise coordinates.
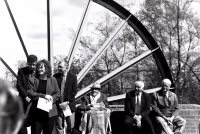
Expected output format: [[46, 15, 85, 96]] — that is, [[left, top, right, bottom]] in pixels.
[[135, 95, 141, 114], [164, 93, 169, 107], [60, 73, 67, 102]]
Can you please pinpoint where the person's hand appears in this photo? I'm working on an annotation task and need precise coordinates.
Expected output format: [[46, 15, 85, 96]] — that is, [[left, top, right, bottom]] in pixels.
[[45, 95, 53, 102], [163, 116, 172, 125], [59, 101, 69, 110], [134, 115, 142, 121], [25, 96, 31, 103], [169, 116, 174, 122], [133, 115, 142, 128], [91, 103, 101, 108], [166, 116, 174, 125], [136, 120, 142, 128], [86, 105, 91, 111]]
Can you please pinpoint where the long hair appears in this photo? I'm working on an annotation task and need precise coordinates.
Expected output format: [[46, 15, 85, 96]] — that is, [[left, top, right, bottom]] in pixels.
[[0, 79, 23, 134], [35, 59, 52, 78]]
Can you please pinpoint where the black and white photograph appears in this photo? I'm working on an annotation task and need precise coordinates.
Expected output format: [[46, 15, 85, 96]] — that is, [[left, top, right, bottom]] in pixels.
[[0, 0, 200, 134]]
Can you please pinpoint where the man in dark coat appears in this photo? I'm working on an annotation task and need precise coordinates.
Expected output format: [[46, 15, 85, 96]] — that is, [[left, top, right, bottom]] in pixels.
[[151, 79, 186, 134], [54, 60, 78, 134], [124, 81, 155, 134], [16, 54, 38, 134]]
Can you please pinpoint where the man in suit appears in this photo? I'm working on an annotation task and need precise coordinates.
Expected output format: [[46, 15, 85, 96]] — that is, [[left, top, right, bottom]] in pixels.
[[54, 60, 78, 134], [151, 79, 186, 134], [124, 81, 154, 134], [16, 54, 38, 134]]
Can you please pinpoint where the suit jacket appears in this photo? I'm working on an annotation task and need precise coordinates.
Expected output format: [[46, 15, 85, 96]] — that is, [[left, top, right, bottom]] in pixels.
[[53, 72, 78, 112], [151, 90, 179, 117], [27, 77, 60, 117], [124, 91, 151, 118], [16, 66, 35, 110], [77, 92, 109, 111]]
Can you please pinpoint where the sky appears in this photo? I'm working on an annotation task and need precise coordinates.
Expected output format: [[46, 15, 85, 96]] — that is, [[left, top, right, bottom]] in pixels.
[[0, 0, 140, 79], [0, 0, 87, 78], [0, 0, 199, 79]]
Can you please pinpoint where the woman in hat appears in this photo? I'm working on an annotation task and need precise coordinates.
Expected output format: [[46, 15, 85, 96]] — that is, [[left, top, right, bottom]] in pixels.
[[77, 82, 109, 111]]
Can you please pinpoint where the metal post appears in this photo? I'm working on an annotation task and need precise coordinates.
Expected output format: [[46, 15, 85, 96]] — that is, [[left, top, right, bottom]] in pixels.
[[75, 47, 159, 100], [77, 15, 132, 83], [67, 0, 91, 71], [47, 0, 54, 74], [4, 0, 28, 57]]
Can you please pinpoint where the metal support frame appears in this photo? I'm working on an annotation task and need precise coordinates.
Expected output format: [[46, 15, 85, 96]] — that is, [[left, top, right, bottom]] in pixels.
[[4, 0, 28, 57], [0, 57, 17, 78], [47, 0, 54, 74], [77, 15, 132, 84], [75, 47, 159, 100], [67, 0, 91, 71]]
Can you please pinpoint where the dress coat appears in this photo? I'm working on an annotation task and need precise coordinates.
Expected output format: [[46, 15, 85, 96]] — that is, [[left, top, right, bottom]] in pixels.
[[77, 92, 109, 111], [151, 90, 179, 117], [27, 77, 60, 117], [124, 90, 155, 134], [125, 90, 151, 118], [53, 72, 78, 112], [16, 66, 35, 110]]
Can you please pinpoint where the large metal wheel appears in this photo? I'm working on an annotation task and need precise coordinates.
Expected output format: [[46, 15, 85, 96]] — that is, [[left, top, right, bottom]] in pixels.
[[0, 0, 173, 101]]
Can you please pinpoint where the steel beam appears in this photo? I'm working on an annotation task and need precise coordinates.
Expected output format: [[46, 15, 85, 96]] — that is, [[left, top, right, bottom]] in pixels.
[[107, 87, 174, 102], [77, 15, 131, 84], [4, 0, 28, 57], [67, 0, 91, 71], [75, 47, 159, 100], [0, 57, 17, 78], [47, 0, 54, 74]]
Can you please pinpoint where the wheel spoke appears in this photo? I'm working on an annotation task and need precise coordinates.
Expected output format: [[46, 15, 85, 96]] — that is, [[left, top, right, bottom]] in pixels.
[[4, 0, 28, 58], [75, 47, 159, 100], [77, 14, 132, 84], [0, 57, 17, 78], [47, 0, 54, 73], [67, 0, 92, 71]]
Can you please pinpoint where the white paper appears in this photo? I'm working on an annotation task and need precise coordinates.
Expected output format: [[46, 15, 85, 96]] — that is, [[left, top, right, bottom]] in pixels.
[[37, 97, 52, 112], [63, 105, 72, 117]]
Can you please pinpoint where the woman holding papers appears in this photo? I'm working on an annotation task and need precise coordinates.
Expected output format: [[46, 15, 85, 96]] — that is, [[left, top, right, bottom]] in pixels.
[[27, 59, 60, 134]]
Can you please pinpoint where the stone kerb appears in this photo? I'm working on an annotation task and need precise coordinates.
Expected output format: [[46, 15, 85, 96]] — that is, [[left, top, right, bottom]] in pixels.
[[110, 104, 200, 134]]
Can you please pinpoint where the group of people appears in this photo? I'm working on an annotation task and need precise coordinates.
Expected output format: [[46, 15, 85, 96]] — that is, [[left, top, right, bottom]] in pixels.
[[124, 79, 186, 134], [16, 54, 110, 134], [16, 55, 78, 134], [0, 54, 187, 134]]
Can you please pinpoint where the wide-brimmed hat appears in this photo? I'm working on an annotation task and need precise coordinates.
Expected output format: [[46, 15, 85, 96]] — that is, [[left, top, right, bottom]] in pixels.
[[91, 82, 101, 89]]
